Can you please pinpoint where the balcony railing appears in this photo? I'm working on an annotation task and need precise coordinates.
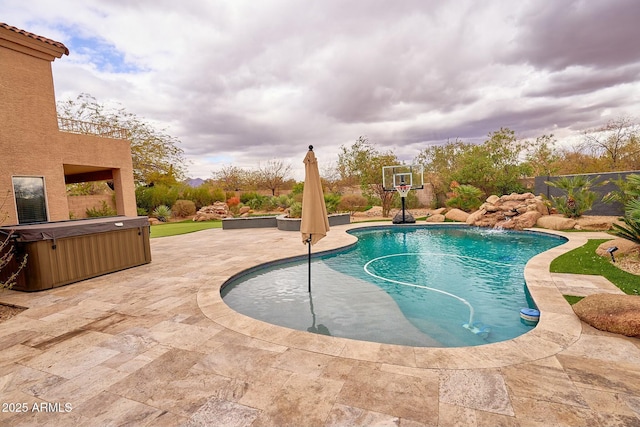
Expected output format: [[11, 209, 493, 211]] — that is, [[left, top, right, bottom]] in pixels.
[[58, 117, 127, 140]]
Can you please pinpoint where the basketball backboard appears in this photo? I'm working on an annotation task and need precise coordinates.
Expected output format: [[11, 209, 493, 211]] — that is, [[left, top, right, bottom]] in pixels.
[[382, 164, 424, 192]]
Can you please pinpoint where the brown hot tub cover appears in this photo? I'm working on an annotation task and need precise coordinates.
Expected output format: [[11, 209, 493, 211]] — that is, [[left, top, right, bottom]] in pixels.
[[0, 216, 150, 242]]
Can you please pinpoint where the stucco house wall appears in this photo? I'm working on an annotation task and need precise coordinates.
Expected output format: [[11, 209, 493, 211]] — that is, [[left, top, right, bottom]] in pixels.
[[0, 23, 137, 226]]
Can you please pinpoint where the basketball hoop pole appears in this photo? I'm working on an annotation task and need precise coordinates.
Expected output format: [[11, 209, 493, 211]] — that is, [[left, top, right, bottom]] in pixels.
[[400, 177, 407, 223], [384, 163, 421, 225]]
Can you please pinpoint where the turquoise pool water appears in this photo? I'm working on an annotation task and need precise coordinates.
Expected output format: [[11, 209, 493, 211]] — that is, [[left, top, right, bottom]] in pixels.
[[221, 225, 567, 347]]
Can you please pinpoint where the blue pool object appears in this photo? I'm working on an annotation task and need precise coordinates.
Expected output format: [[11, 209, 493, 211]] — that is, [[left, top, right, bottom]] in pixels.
[[462, 321, 491, 339], [221, 225, 566, 347], [520, 308, 541, 325]]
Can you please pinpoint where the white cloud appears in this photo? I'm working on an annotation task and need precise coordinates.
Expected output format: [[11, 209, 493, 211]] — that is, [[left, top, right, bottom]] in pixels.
[[4, 0, 640, 181]]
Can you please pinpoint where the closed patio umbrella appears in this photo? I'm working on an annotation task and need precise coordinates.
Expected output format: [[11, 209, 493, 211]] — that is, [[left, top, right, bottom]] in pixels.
[[301, 145, 330, 292]]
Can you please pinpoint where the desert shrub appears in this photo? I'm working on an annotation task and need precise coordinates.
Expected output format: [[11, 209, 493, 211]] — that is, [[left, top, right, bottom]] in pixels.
[[366, 194, 382, 208], [602, 174, 640, 207], [290, 192, 303, 203], [612, 216, 640, 244], [288, 201, 302, 218], [445, 183, 483, 212], [546, 175, 601, 218], [210, 187, 226, 203], [227, 196, 240, 208], [86, 201, 117, 217], [275, 195, 290, 208], [1, 231, 27, 290], [628, 198, 640, 221], [246, 197, 265, 210], [135, 184, 179, 213], [1, 191, 27, 290], [241, 192, 271, 210], [172, 199, 196, 217], [392, 189, 421, 209], [338, 194, 368, 214], [152, 205, 172, 222], [137, 207, 148, 216], [240, 192, 260, 204], [225, 191, 237, 201], [611, 195, 640, 244], [182, 185, 214, 209], [227, 197, 240, 215], [260, 196, 278, 211], [291, 182, 304, 195], [324, 193, 341, 214]]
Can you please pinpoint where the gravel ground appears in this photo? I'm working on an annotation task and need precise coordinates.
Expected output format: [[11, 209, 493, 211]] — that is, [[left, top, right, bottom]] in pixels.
[[0, 302, 25, 322]]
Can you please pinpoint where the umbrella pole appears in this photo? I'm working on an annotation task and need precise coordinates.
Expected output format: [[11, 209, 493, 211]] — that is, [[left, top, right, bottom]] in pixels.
[[307, 235, 312, 292]]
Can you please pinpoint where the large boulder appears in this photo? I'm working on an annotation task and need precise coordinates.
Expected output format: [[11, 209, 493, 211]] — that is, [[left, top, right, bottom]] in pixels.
[[498, 211, 541, 230], [596, 238, 640, 257], [536, 215, 577, 230], [425, 214, 445, 222], [574, 216, 615, 231], [445, 208, 470, 222], [465, 209, 485, 225], [573, 294, 640, 337]]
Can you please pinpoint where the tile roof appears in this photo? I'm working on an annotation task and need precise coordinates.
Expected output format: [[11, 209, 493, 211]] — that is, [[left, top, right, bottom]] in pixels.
[[0, 22, 69, 55]]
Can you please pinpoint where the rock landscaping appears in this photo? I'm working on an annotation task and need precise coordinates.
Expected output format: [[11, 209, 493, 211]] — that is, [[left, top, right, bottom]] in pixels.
[[465, 192, 547, 230], [412, 192, 623, 231], [193, 201, 233, 221], [573, 294, 640, 337]]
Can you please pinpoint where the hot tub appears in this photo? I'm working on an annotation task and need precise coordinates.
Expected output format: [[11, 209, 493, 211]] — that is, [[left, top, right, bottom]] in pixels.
[[0, 216, 151, 291]]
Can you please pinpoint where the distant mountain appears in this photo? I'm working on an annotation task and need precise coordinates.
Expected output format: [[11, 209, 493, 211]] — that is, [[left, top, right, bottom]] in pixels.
[[184, 178, 205, 187]]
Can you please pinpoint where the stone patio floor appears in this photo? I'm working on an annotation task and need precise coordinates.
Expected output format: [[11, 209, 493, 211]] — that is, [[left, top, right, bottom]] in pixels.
[[0, 223, 639, 426]]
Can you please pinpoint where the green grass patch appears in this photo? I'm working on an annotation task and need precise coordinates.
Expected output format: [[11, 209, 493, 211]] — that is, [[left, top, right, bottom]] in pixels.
[[150, 220, 222, 238], [563, 295, 584, 305], [550, 239, 640, 295]]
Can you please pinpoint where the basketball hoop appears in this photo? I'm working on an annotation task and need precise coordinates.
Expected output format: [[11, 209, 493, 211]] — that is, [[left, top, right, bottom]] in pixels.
[[395, 184, 411, 198]]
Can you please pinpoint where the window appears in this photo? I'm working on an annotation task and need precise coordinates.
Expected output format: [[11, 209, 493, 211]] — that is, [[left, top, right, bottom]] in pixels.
[[12, 176, 48, 224]]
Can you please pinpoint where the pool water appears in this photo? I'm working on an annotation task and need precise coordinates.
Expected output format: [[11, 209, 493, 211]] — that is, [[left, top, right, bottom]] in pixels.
[[221, 225, 566, 347]]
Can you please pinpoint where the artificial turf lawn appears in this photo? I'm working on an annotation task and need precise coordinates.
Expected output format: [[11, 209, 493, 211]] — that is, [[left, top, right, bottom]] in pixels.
[[150, 220, 222, 238], [550, 238, 640, 296]]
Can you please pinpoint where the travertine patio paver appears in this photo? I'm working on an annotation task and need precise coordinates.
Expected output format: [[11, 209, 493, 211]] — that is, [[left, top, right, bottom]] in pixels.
[[0, 224, 638, 426]]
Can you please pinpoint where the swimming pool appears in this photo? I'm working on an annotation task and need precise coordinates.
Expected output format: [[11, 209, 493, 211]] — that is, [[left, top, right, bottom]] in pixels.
[[221, 225, 567, 347]]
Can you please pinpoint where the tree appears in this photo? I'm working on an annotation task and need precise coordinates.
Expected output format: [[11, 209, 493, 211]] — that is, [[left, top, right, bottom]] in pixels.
[[57, 93, 187, 184], [1, 191, 27, 290], [451, 128, 530, 196], [338, 137, 398, 217], [257, 160, 292, 196], [414, 139, 468, 206], [320, 162, 343, 194], [524, 134, 562, 177], [414, 129, 530, 202], [582, 116, 640, 170], [213, 165, 247, 191], [554, 147, 605, 175]]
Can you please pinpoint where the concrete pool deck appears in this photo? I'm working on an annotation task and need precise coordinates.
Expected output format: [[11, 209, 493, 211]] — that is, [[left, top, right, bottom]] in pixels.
[[0, 223, 639, 426]]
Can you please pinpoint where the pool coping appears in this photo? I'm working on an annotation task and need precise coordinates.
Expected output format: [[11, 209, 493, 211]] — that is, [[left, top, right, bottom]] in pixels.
[[197, 223, 613, 370]]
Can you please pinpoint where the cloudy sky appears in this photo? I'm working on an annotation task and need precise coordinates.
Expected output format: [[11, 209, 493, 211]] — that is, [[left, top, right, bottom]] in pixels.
[[3, 0, 640, 180]]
